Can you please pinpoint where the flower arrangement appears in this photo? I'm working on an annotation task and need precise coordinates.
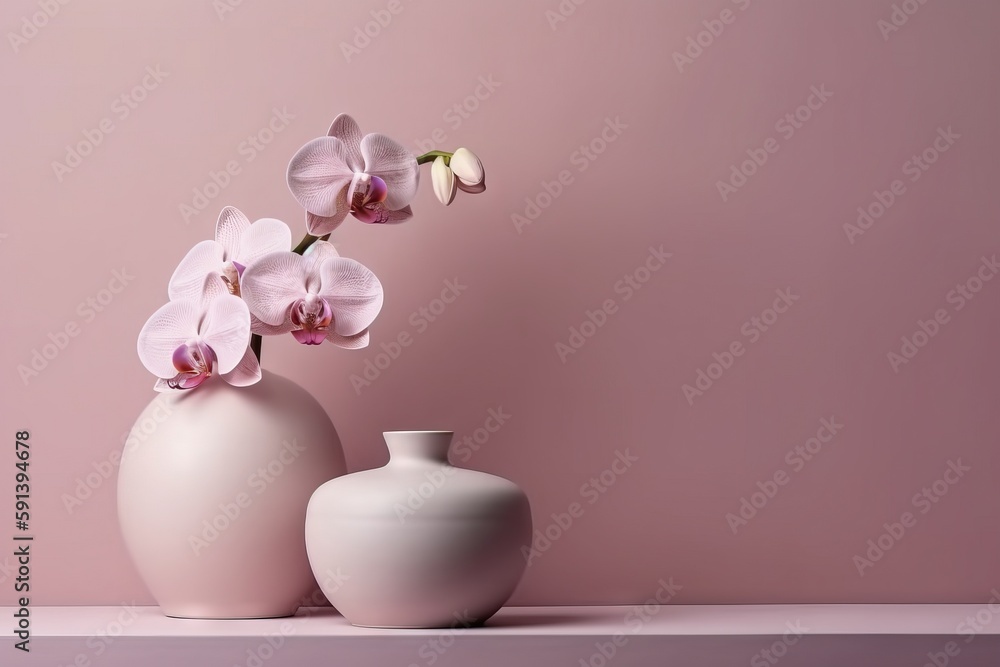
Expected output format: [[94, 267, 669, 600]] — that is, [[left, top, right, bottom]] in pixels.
[[136, 113, 486, 391]]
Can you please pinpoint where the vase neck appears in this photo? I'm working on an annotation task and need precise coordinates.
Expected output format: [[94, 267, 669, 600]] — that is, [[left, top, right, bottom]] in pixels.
[[383, 431, 454, 465]]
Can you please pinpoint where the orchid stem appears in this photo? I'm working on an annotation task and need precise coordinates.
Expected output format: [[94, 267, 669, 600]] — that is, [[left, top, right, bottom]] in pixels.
[[293, 232, 331, 255], [250, 333, 262, 363], [293, 234, 317, 254], [416, 150, 453, 165]]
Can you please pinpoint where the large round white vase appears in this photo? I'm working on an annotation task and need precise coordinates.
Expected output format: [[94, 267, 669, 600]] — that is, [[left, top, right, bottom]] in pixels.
[[117, 371, 346, 619]]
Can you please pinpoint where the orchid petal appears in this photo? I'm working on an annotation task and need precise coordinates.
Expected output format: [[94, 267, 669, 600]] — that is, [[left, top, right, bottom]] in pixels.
[[221, 345, 262, 387], [167, 240, 225, 302], [360, 133, 419, 210], [154, 372, 211, 392], [303, 183, 349, 236], [431, 156, 456, 206], [199, 294, 251, 374], [287, 137, 354, 217], [172, 340, 215, 373], [238, 218, 293, 267], [327, 113, 365, 172], [449, 148, 485, 186], [163, 371, 211, 390], [456, 178, 486, 194], [153, 378, 176, 392], [251, 314, 296, 336], [240, 252, 308, 325], [318, 257, 384, 336], [351, 206, 381, 224], [306, 209, 348, 236], [179, 373, 210, 389], [380, 204, 413, 223], [303, 240, 341, 271], [215, 206, 251, 260], [291, 328, 327, 345], [352, 203, 413, 224], [325, 328, 370, 349], [137, 300, 201, 379], [200, 272, 230, 306]]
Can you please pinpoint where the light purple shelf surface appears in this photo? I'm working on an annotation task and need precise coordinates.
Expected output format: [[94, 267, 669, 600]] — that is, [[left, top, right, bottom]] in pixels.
[[10, 604, 1000, 666]]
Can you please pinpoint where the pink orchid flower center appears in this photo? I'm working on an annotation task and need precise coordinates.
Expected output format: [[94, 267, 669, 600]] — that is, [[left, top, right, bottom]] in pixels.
[[351, 174, 390, 224], [168, 340, 217, 389], [290, 294, 333, 345]]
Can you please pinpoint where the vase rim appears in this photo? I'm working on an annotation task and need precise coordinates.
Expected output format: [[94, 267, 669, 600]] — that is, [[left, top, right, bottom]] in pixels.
[[383, 430, 454, 436]]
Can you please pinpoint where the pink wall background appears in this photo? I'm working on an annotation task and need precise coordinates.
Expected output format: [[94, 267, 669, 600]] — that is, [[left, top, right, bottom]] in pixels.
[[2, 0, 999, 606]]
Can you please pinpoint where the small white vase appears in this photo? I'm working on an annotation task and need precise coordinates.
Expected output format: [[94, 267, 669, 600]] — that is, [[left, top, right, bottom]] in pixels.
[[117, 371, 346, 619], [305, 430, 532, 628]]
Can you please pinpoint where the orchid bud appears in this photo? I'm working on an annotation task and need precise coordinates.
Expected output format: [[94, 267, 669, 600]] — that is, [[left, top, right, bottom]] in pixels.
[[431, 156, 457, 206], [449, 147, 485, 187]]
